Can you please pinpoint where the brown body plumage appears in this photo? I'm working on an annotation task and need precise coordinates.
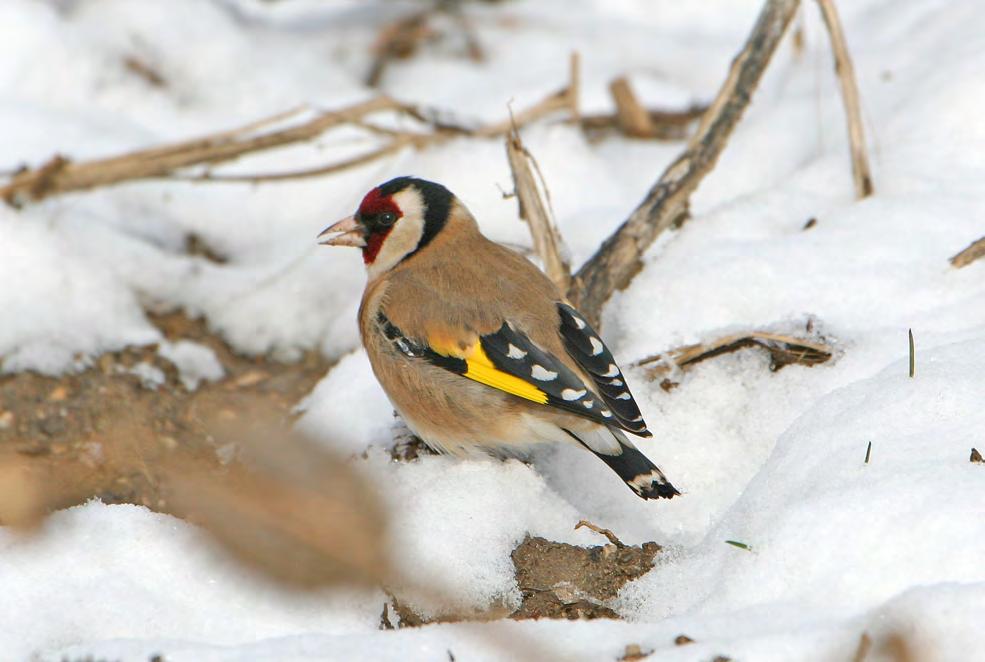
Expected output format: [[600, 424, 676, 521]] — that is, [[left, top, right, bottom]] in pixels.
[[360, 201, 601, 455], [321, 177, 679, 499]]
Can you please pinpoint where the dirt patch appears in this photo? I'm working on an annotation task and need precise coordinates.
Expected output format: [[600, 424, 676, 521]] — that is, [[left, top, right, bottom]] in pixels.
[[0, 311, 332, 514], [510, 535, 661, 620], [2, 318, 665, 625]]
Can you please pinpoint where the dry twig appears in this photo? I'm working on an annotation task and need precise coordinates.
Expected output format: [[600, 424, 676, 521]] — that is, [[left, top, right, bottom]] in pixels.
[[1, 57, 580, 207], [609, 77, 656, 138], [475, 52, 579, 139], [579, 105, 706, 141], [950, 236, 985, 268], [567, 0, 802, 327], [634, 331, 832, 383], [574, 519, 626, 548], [0, 98, 397, 206], [815, 0, 873, 198], [505, 123, 571, 291], [365, 2, 485, 88]]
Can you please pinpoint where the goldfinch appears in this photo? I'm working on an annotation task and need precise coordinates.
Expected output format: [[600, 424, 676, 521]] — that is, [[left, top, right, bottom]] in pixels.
[[319, 177, 678, 500]]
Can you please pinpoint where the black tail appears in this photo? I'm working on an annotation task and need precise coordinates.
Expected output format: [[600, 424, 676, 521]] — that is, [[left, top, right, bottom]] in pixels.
[[563, 428, 680, 500]]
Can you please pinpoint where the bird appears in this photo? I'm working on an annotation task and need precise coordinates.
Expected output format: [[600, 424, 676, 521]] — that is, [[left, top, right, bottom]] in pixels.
[[318, 176, 679, 500]]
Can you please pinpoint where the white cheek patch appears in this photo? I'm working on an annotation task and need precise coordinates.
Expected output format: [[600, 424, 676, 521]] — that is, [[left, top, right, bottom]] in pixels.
[[366, 217, 424, 279], [365, 188, 427, 280]]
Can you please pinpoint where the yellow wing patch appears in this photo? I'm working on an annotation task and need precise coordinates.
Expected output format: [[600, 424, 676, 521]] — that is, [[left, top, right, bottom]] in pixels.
[[463, 344, 548, 404], [430, 335, 548, 405]]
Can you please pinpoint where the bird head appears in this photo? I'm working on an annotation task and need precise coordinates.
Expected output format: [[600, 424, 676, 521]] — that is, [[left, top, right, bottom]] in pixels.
[[319, 177, 455, 278]]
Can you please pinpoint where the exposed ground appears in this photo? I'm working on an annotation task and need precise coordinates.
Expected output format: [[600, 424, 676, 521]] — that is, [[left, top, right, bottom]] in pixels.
[[0, 312, 330, 513], [0, 315, 661, 623]]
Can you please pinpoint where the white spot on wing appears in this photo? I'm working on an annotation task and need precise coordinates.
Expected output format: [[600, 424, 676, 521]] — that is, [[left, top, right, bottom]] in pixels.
[[589, 336, 604, 356], [601, 409, 613, 417], [561, 388, 587, 401], [531, 365, 558, 381], [607, 378, 623, 387], [507, 344, 527, 359], [603, 364, 619, 377], [615, 392, 631, 400], [573, 316, 586, 329], [630, 469, 668, 492], [582, 399, 595, 408]]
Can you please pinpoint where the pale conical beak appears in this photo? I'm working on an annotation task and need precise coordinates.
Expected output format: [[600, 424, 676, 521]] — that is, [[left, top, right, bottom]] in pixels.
[[318, 215, 366, 247]]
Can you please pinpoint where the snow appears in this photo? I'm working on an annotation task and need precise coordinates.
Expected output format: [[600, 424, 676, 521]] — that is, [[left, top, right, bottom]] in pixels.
[[158, 340, 225, 391], [2, 0, 985, 659]]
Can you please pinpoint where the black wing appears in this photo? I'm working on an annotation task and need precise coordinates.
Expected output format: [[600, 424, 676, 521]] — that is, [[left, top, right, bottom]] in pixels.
[[556, 303, 650, 436], [479, 320, 628, 429], [376, 311, 626, 430]]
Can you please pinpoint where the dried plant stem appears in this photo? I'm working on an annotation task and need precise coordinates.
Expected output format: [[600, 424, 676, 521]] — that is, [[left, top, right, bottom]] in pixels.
[[505, 125, 572, 291], [0, 97, 400, 206], [475, 53, 579, 138], [174, 138, 418, 184], [575, 519, 626, 548], [950, 236, 985, 268], [609, 77, 656, 138], [1, 58, 581, 208], [568, 0, 802, 326], [815, 0, 873, 198], [634, 330, 832, 380]]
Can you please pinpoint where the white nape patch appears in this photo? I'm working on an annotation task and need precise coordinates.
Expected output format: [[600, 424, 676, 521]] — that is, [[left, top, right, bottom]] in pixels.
[[582, 399, 595, 408], [365, 187, 426, 281], [507, 344, 527, 359], [615, 392, 632, 400], [589, 336, 604, 356], [561, 388, 587, 401], [531, 365, 558, 381], [603, 364, 620, 377]]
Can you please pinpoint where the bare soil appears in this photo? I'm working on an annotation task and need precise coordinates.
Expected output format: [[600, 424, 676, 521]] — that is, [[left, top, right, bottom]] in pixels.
[[0, 313, 662, 623], [0, 312, 330, 513]]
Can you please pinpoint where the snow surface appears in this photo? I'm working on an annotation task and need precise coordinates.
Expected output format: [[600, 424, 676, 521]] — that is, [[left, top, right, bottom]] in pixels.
[[2, 0, 985, 659]]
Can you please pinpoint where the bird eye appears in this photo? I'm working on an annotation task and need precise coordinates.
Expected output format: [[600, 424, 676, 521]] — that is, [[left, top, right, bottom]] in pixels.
[[379, 212, 397, 226]]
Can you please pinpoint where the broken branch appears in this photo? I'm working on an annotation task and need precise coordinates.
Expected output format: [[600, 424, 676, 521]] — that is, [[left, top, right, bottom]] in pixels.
[[634, 330, 832, 383], [609, 77, 656, 138], [505, 123, 572, 292], [567, 0, 802, 327]]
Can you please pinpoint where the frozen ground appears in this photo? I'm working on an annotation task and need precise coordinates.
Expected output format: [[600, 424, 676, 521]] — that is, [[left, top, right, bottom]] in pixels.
[[1, 0, 984, 659]]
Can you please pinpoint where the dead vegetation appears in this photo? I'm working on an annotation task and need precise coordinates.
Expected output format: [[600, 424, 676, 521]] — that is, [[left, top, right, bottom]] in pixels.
[[511, 536, 660, 620], [634, 327, 833, 389], [0, 0, 874, 634], [0, 312, 330, 516], [950, 236, 985, 268]]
